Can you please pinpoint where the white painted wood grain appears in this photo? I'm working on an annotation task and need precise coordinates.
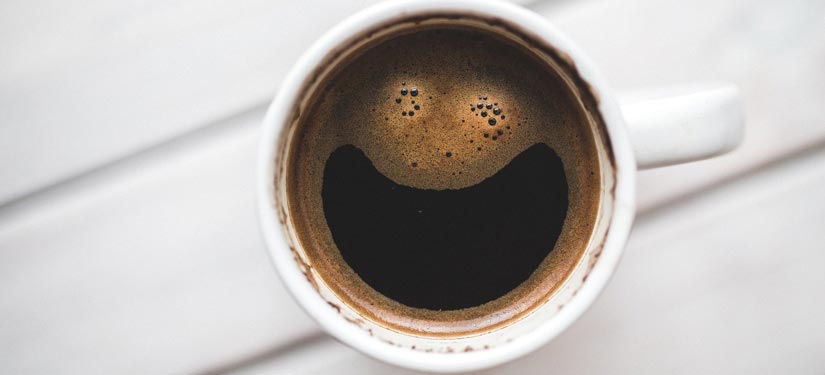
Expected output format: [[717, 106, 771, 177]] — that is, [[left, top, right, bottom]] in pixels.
[[0, 109, 319, 374], [231, 143, 825, 375], [540, 0, 825, 211]]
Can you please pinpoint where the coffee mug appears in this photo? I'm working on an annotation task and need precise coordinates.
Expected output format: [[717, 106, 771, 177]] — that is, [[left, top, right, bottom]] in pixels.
[[257, 0, 743, 372]]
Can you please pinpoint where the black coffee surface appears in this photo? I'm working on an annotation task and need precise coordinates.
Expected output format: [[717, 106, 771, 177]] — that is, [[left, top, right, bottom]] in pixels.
[[323, 143, 567, 310]]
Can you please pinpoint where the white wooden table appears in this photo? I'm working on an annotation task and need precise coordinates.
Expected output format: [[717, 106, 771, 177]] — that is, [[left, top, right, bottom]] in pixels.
[[2, 0, 824, 373]]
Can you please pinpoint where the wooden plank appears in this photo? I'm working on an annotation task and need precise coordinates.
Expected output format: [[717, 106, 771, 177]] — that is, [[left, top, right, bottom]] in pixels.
[[231, 142, 825, 375], [0, 109, 319, 374]]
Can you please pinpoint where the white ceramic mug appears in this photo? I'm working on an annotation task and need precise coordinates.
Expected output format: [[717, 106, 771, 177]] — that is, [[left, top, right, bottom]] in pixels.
[[257, 0, 743, 372]]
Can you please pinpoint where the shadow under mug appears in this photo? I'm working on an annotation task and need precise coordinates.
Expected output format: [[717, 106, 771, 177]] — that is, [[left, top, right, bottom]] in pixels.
[[257, 0, 743, 372]]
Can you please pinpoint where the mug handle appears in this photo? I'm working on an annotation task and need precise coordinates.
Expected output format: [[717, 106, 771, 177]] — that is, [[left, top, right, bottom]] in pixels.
[[617, 83, 744, 169]]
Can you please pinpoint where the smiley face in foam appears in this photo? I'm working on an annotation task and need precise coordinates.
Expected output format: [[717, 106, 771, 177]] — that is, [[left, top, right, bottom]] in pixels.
[[285, 25, 602, 336]]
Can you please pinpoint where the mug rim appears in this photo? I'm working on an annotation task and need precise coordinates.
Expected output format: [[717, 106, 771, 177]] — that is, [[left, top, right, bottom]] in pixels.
[[257, 0, 637, 372]]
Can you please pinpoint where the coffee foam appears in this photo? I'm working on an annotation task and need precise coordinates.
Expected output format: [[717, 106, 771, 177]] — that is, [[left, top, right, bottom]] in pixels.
[[285, 25, 601, 336]]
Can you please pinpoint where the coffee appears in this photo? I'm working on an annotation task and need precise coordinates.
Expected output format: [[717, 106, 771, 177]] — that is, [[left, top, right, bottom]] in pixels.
[[323, 143, 567, 310], [285, 24, 601, 336]]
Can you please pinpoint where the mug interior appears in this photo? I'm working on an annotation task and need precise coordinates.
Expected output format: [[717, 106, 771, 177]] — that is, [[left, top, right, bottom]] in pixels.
[[259, 1, 631, 370]]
